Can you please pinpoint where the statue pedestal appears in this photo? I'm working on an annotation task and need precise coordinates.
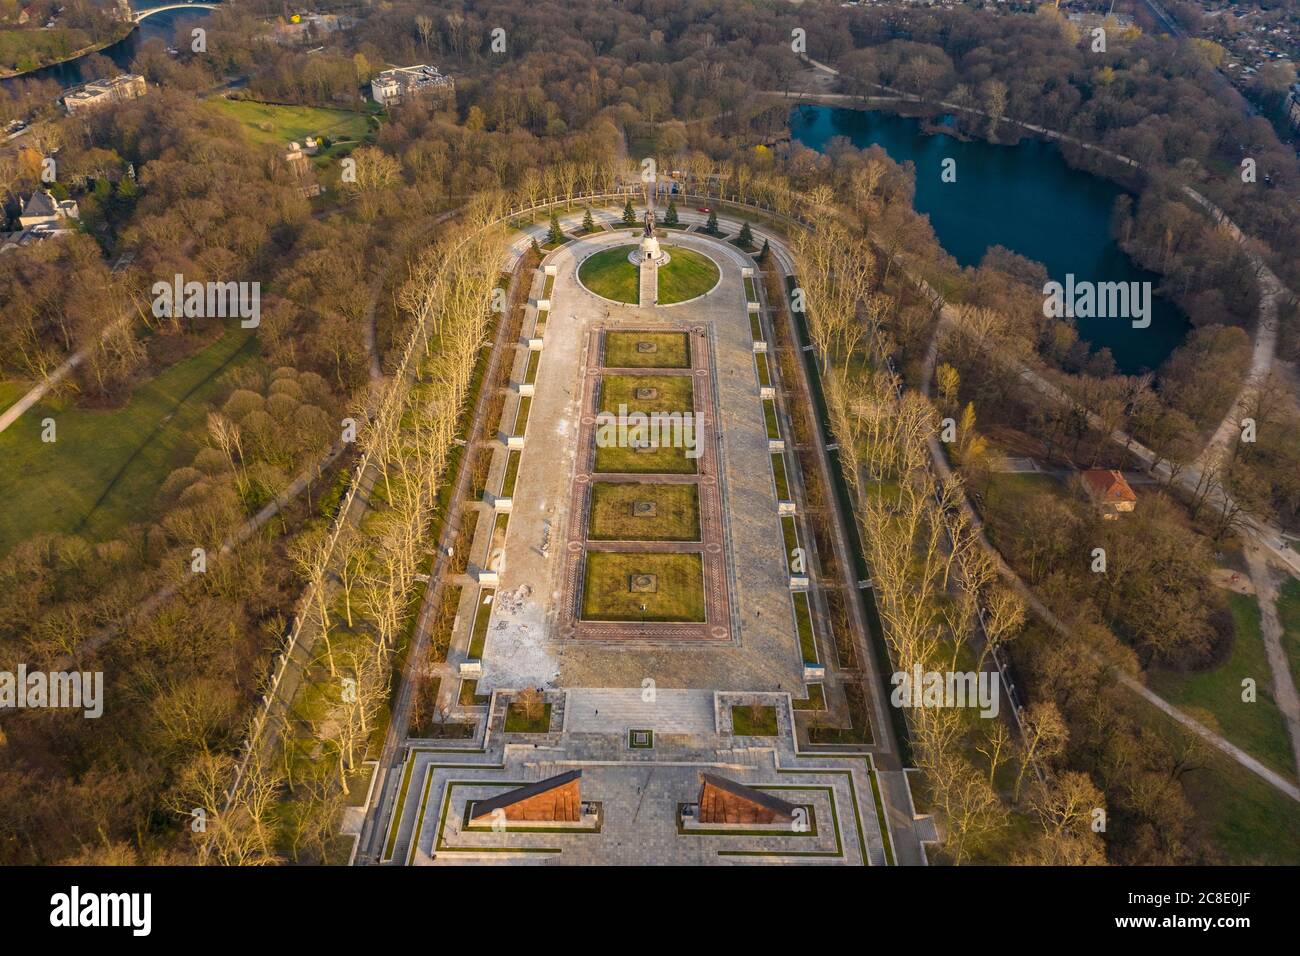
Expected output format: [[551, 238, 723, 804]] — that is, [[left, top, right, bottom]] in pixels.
[[629, 236, 668, 266]]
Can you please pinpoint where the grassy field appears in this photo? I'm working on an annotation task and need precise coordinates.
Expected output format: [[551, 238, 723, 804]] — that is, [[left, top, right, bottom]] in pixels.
[[1125, 696, 1300, 864], [504, 702, 552, 734], [1149, 592, 1294, 778], [0, 329, 258, 554], [588, 482, 700, 541], [500, 450, 522, 498], [578, 245, 639, 304], [771, 453, 790, 500], [731, 704, 778, 736], [594, 438, 697, 475], [580, 551, 705, 622], [657, 246, 719, 304], [0, 380, 26, 414], [604, 331, 689, 368], [598, 374, 694, 415], [206, 99, 370, 165]]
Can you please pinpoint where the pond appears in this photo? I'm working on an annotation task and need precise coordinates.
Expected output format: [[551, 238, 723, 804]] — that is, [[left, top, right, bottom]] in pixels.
[[789, 104, 1191, 374]]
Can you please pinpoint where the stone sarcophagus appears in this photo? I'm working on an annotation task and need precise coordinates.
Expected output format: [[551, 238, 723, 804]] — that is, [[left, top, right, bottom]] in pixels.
[[696, 772, 797, 826], [469, 770, 582, 825]]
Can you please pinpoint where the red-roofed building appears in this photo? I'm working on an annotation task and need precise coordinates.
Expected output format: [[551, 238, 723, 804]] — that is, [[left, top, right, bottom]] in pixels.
[[1081, 469, 1137, 519]]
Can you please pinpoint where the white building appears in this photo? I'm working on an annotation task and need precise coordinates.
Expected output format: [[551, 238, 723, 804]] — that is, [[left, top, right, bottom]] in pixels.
[[63, 74, 147, 115], [370, 65, 454, 107]]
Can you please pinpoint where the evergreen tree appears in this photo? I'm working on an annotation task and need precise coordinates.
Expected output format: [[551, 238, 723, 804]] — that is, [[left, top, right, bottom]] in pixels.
[[547, 211, 564, 245], [706, 209, 718, 234], [738, 221, 753, 247], [760, 237, 770, 261], [530, 237, 542, 257], [664, 200, 679, 226], [622, 198, 636, 224], [582, 208, 594, 232]]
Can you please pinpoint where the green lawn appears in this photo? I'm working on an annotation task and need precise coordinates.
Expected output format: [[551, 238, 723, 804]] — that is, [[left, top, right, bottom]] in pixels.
[[793, 590, 817, 663], [731, 703, 778, 736], [0, 329, 258, 554], [0, 379, 25, 411], [781, 514, 799, 566], [604, 331, 689, 369], [657, 246, 719, 304], [763, 398, 781, 441], [504, 701, 552, 734], [500, 450, 522, 498], [771, 453, 790, 500], [598, 374, 693, 416], [1278, 577, 1300, 693], [207, 99, 369, 165], [792, 682, 826, 711], [588, 482, 700, 541], [467, 588, 495, 659], [580, 551, 705, 622], [594, 439, 697, 475], [512, 396, 532, 437], [578, 245, 639, 304], [1149, 592, 1294, 778], [1125, 696, 1300, 864]]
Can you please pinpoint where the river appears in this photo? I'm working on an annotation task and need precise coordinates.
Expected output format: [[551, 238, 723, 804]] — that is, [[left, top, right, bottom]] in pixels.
[[789, 104, 1191, 375], [2, 5, 212, 92]]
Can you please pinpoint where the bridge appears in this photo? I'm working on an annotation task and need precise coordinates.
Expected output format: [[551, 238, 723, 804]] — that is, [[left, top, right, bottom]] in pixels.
[[133, 2, 219, 23]]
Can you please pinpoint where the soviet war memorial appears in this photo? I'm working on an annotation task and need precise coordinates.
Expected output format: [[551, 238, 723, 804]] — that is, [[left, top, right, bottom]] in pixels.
[[371, 196, 901, 865], [0, 0, 1298, 935]]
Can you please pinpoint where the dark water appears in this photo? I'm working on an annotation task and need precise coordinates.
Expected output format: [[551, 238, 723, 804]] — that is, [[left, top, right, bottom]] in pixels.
[[789, 105, 1190, 374], [2, 7, 211, 91]]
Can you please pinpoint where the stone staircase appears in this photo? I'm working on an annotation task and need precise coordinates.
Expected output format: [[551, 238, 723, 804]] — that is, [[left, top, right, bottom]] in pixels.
[[639, 261, 657, 306], [565, 688, 716, 735]]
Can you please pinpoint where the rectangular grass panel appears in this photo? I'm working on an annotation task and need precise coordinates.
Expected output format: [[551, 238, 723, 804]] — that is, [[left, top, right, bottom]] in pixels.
[[771, 452, 790, 500], [580, 551, 705, 622], [763, 398, 781, 441], [604, 330, 690, 368], [468, 588, 495, 658], [781, 514, 799, 565], [588, 482, 700, 541], [501, 450, 522, 498], [793, 590, 818, 663], [512, 396, 532, 437], [594, 441, 697, 475]]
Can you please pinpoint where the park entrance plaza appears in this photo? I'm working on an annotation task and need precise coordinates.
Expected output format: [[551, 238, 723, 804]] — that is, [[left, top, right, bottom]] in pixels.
[[374, 207, 901, 865]]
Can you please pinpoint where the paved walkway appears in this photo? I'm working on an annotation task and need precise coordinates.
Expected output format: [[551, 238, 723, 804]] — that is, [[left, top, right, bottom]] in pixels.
[[919, 323, 1300, 802], [639, 259, 657, 305], [1245, 547, 1300, 780], [565, 688, 717, 734]]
